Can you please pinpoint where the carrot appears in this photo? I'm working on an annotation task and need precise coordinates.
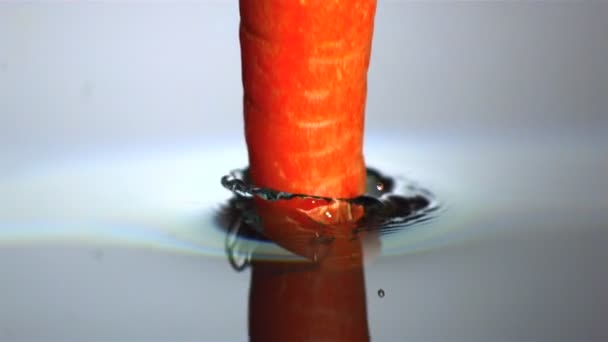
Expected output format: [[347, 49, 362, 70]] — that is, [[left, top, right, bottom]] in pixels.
[[239, 0, 377, 200], [239, 6, 377, 338]]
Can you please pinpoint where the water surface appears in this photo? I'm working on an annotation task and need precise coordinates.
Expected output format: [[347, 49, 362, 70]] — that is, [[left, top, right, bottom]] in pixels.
[[1, 136, 606, 341]]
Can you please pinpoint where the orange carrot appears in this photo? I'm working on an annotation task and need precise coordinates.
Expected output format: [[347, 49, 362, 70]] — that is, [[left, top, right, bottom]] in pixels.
[[239, 0, 377, 200]]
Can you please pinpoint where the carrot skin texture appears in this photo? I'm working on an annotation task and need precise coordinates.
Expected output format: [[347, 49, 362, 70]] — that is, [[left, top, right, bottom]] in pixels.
[[239, 0, 377, 199]]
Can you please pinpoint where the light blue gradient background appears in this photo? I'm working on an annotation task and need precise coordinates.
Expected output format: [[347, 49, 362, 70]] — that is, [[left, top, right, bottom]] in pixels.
[[1, 1, 607, 341]]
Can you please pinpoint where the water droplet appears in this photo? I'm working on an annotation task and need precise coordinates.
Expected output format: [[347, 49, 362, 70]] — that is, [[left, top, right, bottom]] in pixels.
[[376, 182, 384, 191], [378, 289, 385, 298], [226, 216, 250, 272], [324, 211, 332, 219]]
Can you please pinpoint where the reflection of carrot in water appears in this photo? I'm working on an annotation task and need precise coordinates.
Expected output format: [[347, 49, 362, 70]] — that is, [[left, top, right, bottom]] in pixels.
[[240, 0, 377, 201], [250, 254, 369, 342]]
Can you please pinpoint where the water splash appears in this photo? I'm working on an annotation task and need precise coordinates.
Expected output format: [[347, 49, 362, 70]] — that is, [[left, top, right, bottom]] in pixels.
[[220, 167, 441, 269], [221, 167, 439, 234]]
